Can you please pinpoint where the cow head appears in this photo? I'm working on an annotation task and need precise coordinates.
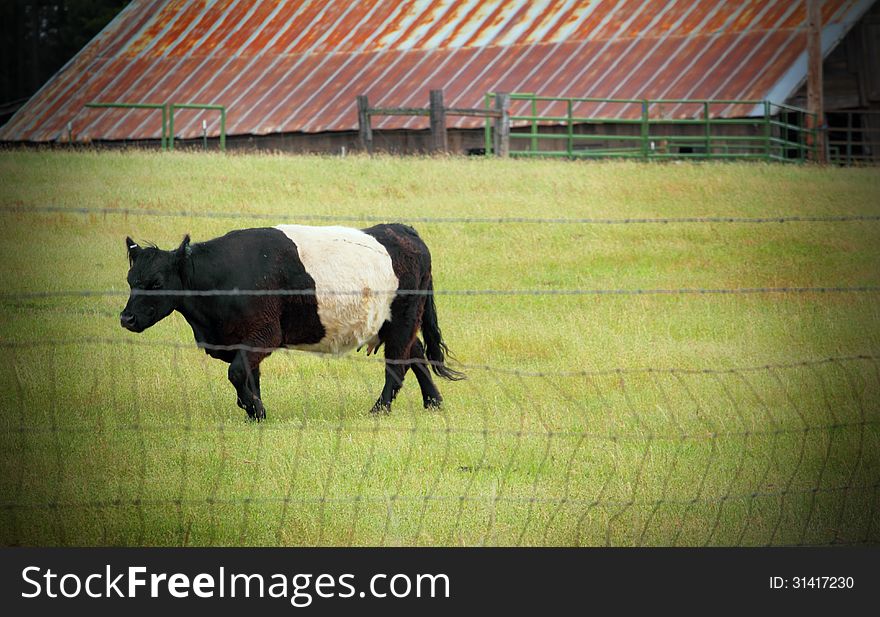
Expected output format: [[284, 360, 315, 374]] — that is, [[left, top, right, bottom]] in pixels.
[[120, 235, 191, 332]]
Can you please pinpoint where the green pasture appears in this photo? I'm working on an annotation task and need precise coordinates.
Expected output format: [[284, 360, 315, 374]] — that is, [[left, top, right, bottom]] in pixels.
[[0, 151, 878, 546]]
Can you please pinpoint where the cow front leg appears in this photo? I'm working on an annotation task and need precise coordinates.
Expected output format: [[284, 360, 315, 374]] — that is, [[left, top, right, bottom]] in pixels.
[[229, 351, 266, 421], [235, 364, 261, 408], [372, 332, 411, 413], [252, 364, 261, 399], [372, 359, 406, 414]]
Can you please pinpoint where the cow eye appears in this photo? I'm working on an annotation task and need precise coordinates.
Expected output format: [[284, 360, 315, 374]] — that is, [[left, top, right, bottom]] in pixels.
[[147, 281, 162, 290]]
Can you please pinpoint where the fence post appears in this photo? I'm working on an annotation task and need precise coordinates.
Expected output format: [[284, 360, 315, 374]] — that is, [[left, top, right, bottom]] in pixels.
[[641, 100, 649, 159], [429, 89, 448, 154], [566, 98, 573, 157], [168, 104, 175, 151], [764, 100, 771, 161], [357, 94, 373, 154], [494, 92, 510, 157], [531, 96, 538, 154], [703, 101, 710, 155], [806, 0, 826, 164], [219, 107, 226, 152], [161, 104, 168, 151], [846, 111, 852, 165]]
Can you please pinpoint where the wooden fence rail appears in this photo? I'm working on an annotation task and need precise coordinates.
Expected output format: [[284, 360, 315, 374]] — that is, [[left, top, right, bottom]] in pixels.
[[357, 89, 506, 155]]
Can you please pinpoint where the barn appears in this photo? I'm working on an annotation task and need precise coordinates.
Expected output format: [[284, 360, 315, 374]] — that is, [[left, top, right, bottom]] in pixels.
[[1, 0, 878, 161]]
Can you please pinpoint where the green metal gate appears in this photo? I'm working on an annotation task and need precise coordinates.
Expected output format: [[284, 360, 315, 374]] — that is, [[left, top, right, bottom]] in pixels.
[[83, 102, 227, 151], [484, 93, 818, 162]]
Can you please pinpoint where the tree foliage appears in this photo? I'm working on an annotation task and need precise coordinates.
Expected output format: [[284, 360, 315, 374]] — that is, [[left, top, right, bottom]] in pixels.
[[0, 0, 129, 105]]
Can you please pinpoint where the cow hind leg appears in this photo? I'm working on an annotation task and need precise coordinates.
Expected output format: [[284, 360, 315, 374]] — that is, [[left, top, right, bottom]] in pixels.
[[410, 339, 442, 408], [229, 351, 266, 421], [371, 289, 431, 414]]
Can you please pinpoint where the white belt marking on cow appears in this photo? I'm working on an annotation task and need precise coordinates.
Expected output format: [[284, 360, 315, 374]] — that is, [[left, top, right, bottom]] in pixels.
[[275, 224, 399, 355]]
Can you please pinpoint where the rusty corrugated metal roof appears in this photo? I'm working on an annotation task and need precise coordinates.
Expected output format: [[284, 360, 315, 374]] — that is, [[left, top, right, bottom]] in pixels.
[[0, 0, 874, 142]]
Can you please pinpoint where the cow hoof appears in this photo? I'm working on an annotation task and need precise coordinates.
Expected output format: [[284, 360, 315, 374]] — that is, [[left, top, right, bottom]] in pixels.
[[246, 400, 267, 422], [424, 397, 443, 409], [371, 401, 391, 414]]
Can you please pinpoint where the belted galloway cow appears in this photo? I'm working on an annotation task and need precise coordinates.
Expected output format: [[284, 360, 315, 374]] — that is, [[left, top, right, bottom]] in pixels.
[[119, 224, 463, 420]]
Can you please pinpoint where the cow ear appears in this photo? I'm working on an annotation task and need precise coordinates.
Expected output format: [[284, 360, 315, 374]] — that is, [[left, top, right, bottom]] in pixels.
[[126, 236, 140, 265], [176, 234, 192, 281], [177, 234, 191, 259]]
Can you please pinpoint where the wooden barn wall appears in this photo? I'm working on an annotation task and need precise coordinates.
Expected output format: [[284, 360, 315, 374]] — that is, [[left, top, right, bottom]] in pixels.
[[788, 1, 880, 110]]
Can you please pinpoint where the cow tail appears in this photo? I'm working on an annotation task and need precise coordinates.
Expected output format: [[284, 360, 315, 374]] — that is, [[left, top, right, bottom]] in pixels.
[[421, 273, 465, 381]]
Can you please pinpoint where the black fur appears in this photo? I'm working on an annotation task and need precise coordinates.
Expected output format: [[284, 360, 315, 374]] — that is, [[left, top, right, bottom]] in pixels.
[[120, 225, 462, 420], [363, 224, 464, 412]]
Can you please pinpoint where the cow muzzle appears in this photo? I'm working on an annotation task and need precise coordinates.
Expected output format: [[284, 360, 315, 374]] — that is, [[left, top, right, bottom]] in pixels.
[[120, 311, 138, 331]]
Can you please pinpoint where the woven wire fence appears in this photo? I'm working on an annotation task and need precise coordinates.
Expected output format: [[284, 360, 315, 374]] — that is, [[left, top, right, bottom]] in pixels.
[[0, 207, 878, 546], [1, 327, 878, 547]]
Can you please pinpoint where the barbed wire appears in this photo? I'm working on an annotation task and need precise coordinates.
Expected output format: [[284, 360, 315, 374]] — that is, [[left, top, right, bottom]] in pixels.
[[9, 416, 878, 444], [2, 285, 879, 301], [2, 204, 879, 225], [1, 335, 877, 377], [4, 482, 872, 513]]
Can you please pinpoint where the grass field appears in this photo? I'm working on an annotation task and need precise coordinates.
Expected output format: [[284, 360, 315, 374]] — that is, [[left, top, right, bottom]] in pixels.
[[0, 150, 878, 546]]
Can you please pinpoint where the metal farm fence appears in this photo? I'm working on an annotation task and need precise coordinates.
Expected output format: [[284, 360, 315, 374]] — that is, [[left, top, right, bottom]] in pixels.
[[71, 91, 877, 165], [83, 101, 227, 151], [0, 207, 878, 546], [355, 89, 823, 162], [484, 93, 820, 162], [827, 110, 880, 165]]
